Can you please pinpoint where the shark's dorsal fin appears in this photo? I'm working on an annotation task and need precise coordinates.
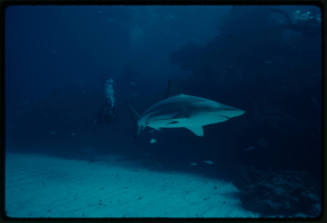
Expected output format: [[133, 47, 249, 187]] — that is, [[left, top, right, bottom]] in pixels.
[[164, 80, 172, 99], [186, 126, 204, 137], [147, 80, 172, 112]]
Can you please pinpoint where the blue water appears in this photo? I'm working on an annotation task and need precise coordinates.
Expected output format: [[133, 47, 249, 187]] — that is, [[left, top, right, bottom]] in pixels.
[[5, 5, 322, 218]]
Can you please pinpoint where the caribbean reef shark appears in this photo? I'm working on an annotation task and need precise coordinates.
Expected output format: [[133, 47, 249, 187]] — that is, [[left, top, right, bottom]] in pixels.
[[131, 94, 245, 137]]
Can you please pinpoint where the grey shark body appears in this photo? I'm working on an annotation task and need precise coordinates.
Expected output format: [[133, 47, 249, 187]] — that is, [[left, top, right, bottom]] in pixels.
[[136, 94, 245, 137]]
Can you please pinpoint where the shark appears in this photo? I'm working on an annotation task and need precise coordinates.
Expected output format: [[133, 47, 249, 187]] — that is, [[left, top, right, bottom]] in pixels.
[[131, 94, 245, 137]]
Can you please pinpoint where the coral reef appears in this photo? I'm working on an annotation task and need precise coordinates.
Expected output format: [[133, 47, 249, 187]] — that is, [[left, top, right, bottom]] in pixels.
[[234, 167, 321, 217]]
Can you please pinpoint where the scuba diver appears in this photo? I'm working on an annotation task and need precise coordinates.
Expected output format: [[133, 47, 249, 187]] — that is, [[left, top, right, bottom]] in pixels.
[[95, 78, 117, 126], [270, 8, 321, 35]]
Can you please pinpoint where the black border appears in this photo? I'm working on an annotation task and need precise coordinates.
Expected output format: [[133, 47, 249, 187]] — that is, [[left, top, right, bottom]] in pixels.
[[0, 0, 325, 223]]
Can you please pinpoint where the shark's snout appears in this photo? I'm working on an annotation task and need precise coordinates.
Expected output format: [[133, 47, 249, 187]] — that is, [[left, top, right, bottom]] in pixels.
[[222, 107, 246, 118], [234, 109, 246, 117]]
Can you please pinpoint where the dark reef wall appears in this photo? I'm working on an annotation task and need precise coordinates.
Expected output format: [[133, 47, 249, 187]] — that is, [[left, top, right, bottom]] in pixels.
[[170, 6, 321, 176]]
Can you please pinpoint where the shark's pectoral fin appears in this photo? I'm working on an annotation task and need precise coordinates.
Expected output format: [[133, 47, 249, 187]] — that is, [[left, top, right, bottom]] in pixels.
[[151, 126, 161, 130], [186, 126, 204, 137]]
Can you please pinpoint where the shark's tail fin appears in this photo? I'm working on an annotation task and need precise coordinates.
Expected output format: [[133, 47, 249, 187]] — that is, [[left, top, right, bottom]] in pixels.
[[128, 104, 141, 138]]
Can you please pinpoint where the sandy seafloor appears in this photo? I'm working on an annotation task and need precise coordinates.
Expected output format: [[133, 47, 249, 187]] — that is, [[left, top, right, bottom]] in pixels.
[[5, 152, 258, 218]]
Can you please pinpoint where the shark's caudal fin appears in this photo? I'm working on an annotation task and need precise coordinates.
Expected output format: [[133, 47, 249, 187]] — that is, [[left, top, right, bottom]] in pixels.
[[128, 104, 141, 138]]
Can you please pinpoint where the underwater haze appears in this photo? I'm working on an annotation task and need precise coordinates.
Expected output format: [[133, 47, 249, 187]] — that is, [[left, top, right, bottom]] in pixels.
[[4, 5, 322, 218]]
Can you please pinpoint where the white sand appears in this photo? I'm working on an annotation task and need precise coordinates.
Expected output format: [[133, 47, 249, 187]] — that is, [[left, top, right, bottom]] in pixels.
[[5, 152, 258, 218]]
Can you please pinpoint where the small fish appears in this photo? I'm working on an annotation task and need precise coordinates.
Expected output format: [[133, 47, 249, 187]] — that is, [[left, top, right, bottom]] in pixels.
[[71, 132, 77, 136], [150, 138, 157, 144], [50, 49, 57, 55], [190, 162, 197, 166], [23, 100, 30, 105], [166, 14, 176, 20], [257, 138, 268, 148], [49, 131, 56, 135], [244, 146, 256, 152], [311, 97, 319, 106], [264, 60, 273, 64], [203, 160, 214, 165]]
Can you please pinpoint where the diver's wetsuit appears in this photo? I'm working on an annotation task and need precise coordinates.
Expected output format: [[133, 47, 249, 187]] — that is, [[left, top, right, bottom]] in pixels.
[[95, 103, 116, 125], [95, 78, 117, 126]]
